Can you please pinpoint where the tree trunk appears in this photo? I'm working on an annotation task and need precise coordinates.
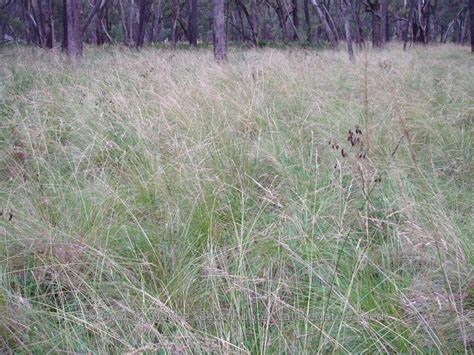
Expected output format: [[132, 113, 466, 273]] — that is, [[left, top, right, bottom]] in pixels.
[[136, 0, 150, 47], [274, 3, 289, 41], [470, 0, 474, 52], [292, 0, 299, 40], [351, 0, 364, 46], [62, 0, 68, 49], [212, 0, 226, 61], [380, 0, 388, 44], [341, 0, 354, 61], [310, 0, 337, 48], [369, 0, 381, 47], [403, 0, 415, 50], [414, 0, 430, 44], [118, 0, 130, 45], [93, 0, 108, 45], [149, 0, 162, 43], [65, 0, 83, 58], [171, 0, 180, 48], [188, 0, 198, 46], [303, 0, 311, 42], [251, 0, 259, 46], [34, 0, 55, 48]]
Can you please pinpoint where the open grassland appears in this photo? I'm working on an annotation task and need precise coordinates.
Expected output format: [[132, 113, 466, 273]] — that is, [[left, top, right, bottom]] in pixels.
[[0, 44, 473, 353]]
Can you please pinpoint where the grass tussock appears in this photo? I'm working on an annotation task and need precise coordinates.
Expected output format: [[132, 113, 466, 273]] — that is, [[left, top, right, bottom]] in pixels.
[[0, 44, 473, 353]]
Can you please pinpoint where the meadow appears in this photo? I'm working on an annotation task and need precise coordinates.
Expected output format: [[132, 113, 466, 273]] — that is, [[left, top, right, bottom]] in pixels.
[[0, 44, 473, 353]]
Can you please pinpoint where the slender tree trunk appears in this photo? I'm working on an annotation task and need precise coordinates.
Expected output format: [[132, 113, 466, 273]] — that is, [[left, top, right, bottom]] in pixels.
[[212, 0, 226, 61], [65, 0, 83, 58], [310, 0, 337, 47], [292, 0, 299, 40], [171, 0, 179, 48], [324, 1, 340, 42], [370, 0, 381, 47], [31, 0, 45, 46], [34, 0, 54, 48], [93, 0, 108, 44], [188, 0, 198, 46], [303, 0, 311, 42], [274, 4, 289, 40], [341, 0, 354, 61], [62, 0, 68, 49], [118, 0, 130, 44], [251, 0, 259, 46], [136, 0, 150, 47], [404, 0, 415, 50], [149, 0, 162, 43], [380, 0, 388, 44], [470, 0, 474, 52], [351, 0, 364, 47], [351, 0, 364, 46], [461, 8, 469, 45]]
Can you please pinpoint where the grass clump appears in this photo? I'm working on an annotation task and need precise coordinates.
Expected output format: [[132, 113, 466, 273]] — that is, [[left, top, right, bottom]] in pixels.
[[0, 44, 473, 353]]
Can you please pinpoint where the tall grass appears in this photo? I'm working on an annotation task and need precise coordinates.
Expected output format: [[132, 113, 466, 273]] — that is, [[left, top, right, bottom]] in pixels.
[[0, 43, 473, 353]]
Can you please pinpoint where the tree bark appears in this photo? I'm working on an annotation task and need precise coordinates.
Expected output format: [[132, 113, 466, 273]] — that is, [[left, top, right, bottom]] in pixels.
[[368, 0, 381, 47], [292, 0, 299, 40], [94, 0, 108, 45], [136, 0, 151, 47], [33, 0, 54, 48], [303, 0, 311, 42], [341, 0, 354, 61], [403, 0, 415, 50], [470, 0, 474, 52], [310, 0, 337, 48], [118, 0, 130, 45], [149, 1, 163, 43], [212, 0, 226, 61], [251, 0, 259, 46], [273, 2, 289, 41], [380, 0, 388, 44], [171, 0, 180, 48], [65, 0, 83, 58], [188, 0, 198, 46], [351, 0, 364, 46]]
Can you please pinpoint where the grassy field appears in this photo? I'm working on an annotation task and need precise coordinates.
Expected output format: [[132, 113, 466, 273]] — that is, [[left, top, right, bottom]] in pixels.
[[0, 44, 473, 353]]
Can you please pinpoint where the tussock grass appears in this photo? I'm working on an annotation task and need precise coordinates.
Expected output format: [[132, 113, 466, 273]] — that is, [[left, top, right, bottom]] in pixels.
[[0, 44, 473, 353]]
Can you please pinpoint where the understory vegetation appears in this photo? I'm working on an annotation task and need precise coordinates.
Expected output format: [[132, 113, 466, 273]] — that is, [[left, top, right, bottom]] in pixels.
[[0, 44, 473, 353]]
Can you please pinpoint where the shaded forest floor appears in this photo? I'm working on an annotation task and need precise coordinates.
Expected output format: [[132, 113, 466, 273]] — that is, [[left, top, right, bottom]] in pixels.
[[0, 44, 473, 353]]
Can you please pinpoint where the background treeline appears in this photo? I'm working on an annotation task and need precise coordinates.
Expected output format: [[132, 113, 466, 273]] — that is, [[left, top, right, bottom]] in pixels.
[[1, 0, 473, 59]]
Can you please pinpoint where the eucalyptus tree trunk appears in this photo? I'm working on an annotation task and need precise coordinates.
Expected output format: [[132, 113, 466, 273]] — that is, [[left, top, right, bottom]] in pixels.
[[292, 0, 299, 40], [470, 0, 474, 52], [212, 0, 226, 61], [118, 0, 130, 44], [188, 0, 198, 46], [351, 0, 364, 46], [65, 0, 83, 58], [171, 0, 179, 48], [251, 0, 260, 46], [136, 0, 151, 47], [303, 0, 311, 42], [149, 0, 162, 43], [42, 0, 55, 48], [380, 0, 388, 44], [340, 0, 354, 61], [310, 0, 337, 48]]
